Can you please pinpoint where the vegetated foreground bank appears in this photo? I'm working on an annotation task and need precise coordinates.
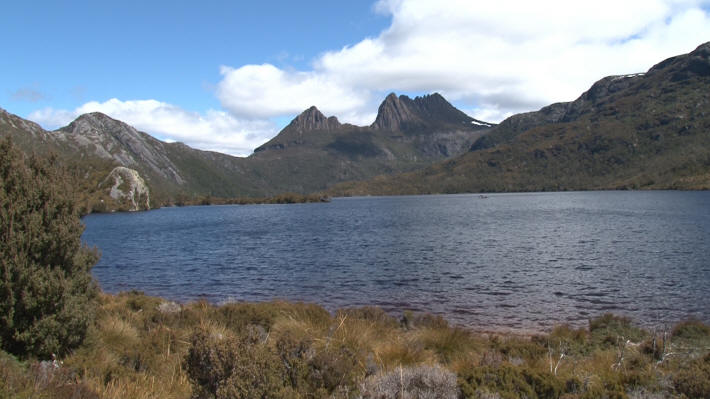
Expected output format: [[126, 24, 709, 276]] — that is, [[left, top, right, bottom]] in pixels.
[[1, 291, 710, 399]]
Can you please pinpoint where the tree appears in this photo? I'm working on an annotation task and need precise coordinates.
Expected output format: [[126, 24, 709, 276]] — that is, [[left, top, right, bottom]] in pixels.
[[0, 138, 98, 358]]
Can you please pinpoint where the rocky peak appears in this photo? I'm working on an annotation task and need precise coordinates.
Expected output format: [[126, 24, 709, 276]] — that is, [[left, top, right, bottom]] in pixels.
[[63, 112, 132, 135], [371, 93, 421, 131], [371, 92, 478, 131], [286, 106, 341, 133], [56, 112, 186, 185]]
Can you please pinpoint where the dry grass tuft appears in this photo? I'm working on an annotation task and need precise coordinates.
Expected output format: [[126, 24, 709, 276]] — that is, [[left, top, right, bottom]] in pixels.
[[2, 292, 709, 399]]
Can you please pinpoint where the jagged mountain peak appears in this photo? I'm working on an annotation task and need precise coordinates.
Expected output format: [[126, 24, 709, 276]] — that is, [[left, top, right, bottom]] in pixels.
[[371, 92, 481, 131], [285, 106, 341, 133], [371, 93, 420, 131]]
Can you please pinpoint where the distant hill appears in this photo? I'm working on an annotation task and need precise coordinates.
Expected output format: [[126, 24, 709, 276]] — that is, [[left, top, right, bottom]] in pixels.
[[331, 42, 710, 195], [1, 92, 490, 210]]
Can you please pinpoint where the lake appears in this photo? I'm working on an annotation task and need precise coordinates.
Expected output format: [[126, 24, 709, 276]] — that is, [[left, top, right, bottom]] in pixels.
[[81, 191, 710, 332]]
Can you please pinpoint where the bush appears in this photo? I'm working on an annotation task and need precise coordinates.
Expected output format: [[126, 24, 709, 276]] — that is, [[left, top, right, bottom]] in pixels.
[[360, 364, 460, 399], [589, 314, 647, 347], [672, 353, 710, 399], [458, 365, 538, 399], [671, 318, 710, 340], [0, 139, 98, 358], [184, 327, 292, 399]]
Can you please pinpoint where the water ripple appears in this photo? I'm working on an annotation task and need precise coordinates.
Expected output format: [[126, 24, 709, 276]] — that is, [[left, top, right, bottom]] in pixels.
[[83, 191, 710, 331]]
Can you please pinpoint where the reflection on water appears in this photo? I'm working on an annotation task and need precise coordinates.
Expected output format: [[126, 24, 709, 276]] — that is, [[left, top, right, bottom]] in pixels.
[[82, 191, 710, 332]]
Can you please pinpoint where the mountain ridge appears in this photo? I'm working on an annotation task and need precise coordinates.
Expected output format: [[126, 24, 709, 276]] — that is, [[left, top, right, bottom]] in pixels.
[[1, 91, 491, 207], [330, 41, 710, 195], [5, 42, 708, 205]]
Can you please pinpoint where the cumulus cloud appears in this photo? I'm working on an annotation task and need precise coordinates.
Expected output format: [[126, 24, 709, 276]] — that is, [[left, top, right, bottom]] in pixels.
[[216, 64, 370, 122], [29, 99, 275, 157], [217, 0, 710, 123]]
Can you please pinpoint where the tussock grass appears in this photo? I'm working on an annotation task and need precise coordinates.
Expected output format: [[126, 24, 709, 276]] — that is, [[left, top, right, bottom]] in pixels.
[[1, 291, 709, 398]]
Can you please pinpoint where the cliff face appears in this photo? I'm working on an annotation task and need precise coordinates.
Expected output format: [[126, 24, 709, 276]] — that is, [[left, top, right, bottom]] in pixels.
[[371, 92, 490, 132], [286, 106, 342, 133]]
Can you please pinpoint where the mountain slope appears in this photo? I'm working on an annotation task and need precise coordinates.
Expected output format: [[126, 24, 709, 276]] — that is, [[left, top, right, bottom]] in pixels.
[[331, 42, 710, 195]]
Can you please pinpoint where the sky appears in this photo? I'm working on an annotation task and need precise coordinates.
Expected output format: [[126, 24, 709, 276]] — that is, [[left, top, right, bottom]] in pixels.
[[2, 1, 710, 156]]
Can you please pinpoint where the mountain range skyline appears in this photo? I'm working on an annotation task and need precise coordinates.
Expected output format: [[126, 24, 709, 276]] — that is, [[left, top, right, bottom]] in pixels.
[[3, 1, 710, 156], [2, 39, 709, 212]]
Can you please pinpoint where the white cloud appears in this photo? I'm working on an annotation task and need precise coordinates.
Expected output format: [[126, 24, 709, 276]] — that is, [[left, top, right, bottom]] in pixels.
[[216, 64, 371, 123], [27, 1, 710, 156], [217, 0, 710, 123], [29, 99, 276, 157]]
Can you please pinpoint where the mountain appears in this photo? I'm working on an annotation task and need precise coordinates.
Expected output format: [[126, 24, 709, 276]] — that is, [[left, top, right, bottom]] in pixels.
[[243, 93, 492, 193], [1, 92, 491, 208], [331, 42, 710, 195], [371, 92, 491, 131]]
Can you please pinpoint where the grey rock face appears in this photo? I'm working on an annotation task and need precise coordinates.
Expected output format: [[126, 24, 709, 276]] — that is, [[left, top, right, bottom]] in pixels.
[[100, 166, 150, 211], [55, 112, 185, 184], [286, 106, 342, 133], [371, 93, 424, 131], [371, 92, 486, 132]]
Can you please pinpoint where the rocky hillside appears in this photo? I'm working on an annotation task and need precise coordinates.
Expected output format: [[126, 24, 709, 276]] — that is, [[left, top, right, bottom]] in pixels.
[[332, 42, 710, 195], [0, 92, 491, 205]]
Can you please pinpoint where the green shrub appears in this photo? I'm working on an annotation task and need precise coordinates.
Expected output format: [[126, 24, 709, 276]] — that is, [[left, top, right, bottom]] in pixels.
[[543, 324, 590, 355], [421, 326, 477, 363], [671, 318, 710, 340], [0, 139, 98, 358], [184, 327, 291, 399], [275, 330, 364, 396], [672, 353, 710, 399], [589, 314, 647, 347], [458, 365, 538, 399]]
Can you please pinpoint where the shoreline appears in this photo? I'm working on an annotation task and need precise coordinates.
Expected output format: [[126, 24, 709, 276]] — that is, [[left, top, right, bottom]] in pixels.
[[100, 288, 700, 339]]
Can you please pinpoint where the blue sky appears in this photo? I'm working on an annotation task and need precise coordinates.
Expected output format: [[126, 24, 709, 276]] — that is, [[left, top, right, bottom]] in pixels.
[[2, 1, 388, 116], [3, 1, 710, 156]]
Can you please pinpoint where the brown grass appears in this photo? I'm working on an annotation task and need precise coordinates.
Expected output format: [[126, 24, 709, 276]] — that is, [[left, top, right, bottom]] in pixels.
[[1, 291, 708, 398]]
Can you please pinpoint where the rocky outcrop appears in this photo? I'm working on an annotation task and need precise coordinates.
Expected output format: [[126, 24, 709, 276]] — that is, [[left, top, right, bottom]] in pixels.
[[371, 93, 486, 132], [101, 166, 150, 211], [286, 106, 341, 133], [371, 93, 424, 131]]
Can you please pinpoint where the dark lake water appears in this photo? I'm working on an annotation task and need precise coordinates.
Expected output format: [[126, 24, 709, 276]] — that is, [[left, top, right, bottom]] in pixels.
[[82, 191, 710, 332]]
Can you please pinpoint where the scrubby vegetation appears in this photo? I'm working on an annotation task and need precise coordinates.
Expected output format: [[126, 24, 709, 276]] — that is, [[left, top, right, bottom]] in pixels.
[[0, 139, 99, 359], [166, 192, 331, 207], [1, 291, 709, 399]]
